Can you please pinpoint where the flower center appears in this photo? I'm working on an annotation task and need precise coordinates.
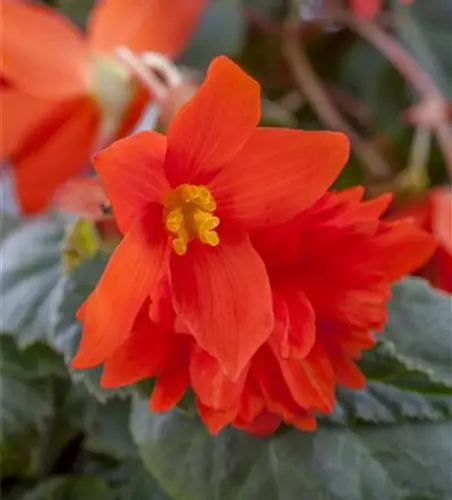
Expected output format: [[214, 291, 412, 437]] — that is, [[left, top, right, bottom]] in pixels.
[[164, 184, 220, 256]]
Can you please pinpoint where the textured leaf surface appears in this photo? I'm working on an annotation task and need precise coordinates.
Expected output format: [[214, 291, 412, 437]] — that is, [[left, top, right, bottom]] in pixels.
[[131, 398, 452, 500], [0, 215, 65, 347], [21, 476, 113, 500], [0, 338, 56, 476]]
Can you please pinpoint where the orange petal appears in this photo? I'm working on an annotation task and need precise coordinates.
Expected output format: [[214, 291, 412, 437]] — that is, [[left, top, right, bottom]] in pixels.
[[87, 0, 207, 57], [196, 399, 238, 435], [323, 344, 366, 390], [0, 90, 51, 158], [211, 128, 350, 228], [373, 220, 438, 282], [2, 0, 90, 99], [269, 288, 316, 361], [170, 226, 274, 379], [93, 131, 169, 233], [356, 193, 392, 219], [190, 346, 248, 410], [233, 410, 281, 436], [272, 343, 335, 413], [290, 412, 317, 432], [72, 208, 169, 369], [149, 335, 191, 412], [101, 303, 169, 388], [165, 57, 260, 186], [430, 187, 452, 254], [12, 97, 100, 214], [238, 379, 265, 423]]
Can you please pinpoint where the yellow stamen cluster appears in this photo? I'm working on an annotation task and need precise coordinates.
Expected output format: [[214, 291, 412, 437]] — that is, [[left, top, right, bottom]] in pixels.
[[164, 184, 220, 255]]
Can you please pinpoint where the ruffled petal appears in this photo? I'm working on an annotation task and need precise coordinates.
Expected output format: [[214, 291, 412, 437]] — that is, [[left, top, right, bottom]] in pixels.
[[233, 410, 281, 437], [72, 207, 168, 369], [170, 226, 274, 379], [210, 128, 350, 227], [323, 343, 366, 390], [87, 0, 207, 57], [12, 97, 100, 214], [0, 90, 51, 159], [2, 0, 90, 99], [196, 400, 239, 435], [101, 302, 169, 388], [93, 131, 169, 233], [272, 343, 335, 413], [190, 346, 248, 410], [149, 335, 192, 412], [165, 57, 260, 186], [269, 288, 316, 361], [373, 220, 437, 282]]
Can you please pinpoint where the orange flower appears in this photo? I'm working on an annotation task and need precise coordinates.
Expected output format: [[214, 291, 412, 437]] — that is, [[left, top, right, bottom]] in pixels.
[[1, 0, 207, 212], [391, 187, 452, 293], [87, 187, 436, 436], [72, 56, 350, 379]]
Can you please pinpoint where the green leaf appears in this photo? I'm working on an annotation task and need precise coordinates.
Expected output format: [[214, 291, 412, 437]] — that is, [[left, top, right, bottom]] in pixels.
[[21, 476, 113, 500], [131, 398, 452, 500], [107, 461, 170, 500], [0, 215, 65, 347], [84, 399, 138, 460], [180, 0, 246, 70], [380, 278, 452, 390], [0, 338, 55, 476], [49, 254, 128, 401]]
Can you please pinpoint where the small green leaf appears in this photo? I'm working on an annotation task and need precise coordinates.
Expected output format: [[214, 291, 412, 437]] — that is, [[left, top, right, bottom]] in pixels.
[[21, 476, 114, 500], [0, 215, 65, 347]]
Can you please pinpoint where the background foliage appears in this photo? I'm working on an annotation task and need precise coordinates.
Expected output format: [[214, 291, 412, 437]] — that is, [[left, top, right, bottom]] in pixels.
[[1, 0, 451, 498]]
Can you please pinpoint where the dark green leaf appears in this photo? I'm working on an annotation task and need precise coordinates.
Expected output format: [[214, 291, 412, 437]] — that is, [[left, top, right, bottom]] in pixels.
[[84, 399, 138, 460], [131, 398, 452, 500], [0, 215, 65, 347], [0, 338, 55, 476], [21, 476, 113, 500]]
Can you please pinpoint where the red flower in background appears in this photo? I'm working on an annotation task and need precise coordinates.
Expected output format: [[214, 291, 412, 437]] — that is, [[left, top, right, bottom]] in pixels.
[[392, 187, 452, 293], [0, 0, 207, 213], [90, 187, 436, 436], [348, 0, 413, 20], [72, 56, 350, 380]]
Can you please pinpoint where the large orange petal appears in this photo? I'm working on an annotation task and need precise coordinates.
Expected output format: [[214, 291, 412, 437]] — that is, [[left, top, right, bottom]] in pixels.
[[165, 57, 260, 186], [210, 128, 350, 228], [93, 131, 169, 233], [12, 97, 100, 214], [0, 90, 51, 158], [170, 227, 274, 379], [190, 346, 248, 410], [87, 0, 207, 57], [72, 208, 169, 369], [1, 0, 90, 99], [101, 303, 169, 388]]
